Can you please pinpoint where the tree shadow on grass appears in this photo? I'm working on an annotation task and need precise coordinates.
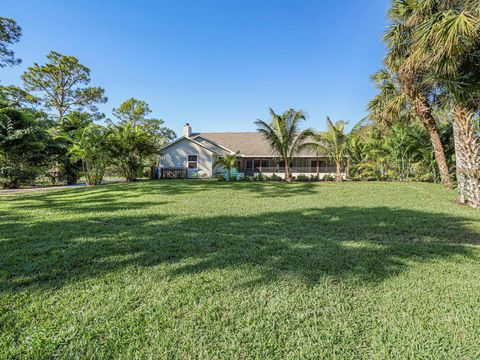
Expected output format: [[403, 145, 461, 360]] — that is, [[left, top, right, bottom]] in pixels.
[[128, 180, 319, 198], [223, 181, 319, 198], [1, 202, 479, 293], [7, 181, 320, 214]]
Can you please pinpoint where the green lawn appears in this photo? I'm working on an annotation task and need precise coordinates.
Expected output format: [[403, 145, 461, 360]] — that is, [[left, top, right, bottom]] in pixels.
[[1, 181, 480, 359]]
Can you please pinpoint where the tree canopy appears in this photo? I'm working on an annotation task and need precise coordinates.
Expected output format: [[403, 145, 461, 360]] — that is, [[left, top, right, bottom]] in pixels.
[[256, 108, 313, 182], [0, 17, 22, 67], [22, 51, 107, 125], [112, 98, 176, 145]]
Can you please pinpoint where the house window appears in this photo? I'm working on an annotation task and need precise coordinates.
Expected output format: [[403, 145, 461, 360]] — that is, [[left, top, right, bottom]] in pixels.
[[261, 159, 269, 169], [187, 155, 198, 169]]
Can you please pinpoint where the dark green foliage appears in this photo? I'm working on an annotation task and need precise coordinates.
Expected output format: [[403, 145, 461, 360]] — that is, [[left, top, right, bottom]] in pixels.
[[67, 123, 109, 185], [0, 17, 21, 67], [0, 102, 49, 188], [268, 173, 283, 181], [348, 121, 455, 182], [253, 173, 265, 181], [108, 99, 175, 181], [107, 123, 158, 182], [52, 112, 96, 185], [295, 174, 310, 182]]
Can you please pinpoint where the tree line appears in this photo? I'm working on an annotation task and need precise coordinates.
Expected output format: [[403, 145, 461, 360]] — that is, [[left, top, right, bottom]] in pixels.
[[253, 108, 452, 184], [2, 3, 480, 209], [0, 18, 175, 188]]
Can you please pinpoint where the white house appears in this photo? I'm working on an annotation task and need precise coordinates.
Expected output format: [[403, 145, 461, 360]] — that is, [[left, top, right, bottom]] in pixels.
[[158, 123, 347, 179]]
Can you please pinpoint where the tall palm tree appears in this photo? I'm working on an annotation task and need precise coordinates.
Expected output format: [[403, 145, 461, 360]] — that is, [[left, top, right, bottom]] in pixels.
[[406, 0, 480, 207], [380, 0, 453, 189], [213, 152, 238, 181], [255, 108, 312, 182], [368, 69, 416, 131], [303, 117, 349, 182]]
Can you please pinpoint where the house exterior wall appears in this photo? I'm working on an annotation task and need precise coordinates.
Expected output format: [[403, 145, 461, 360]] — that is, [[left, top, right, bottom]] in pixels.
[[159, 138, 213, 178]]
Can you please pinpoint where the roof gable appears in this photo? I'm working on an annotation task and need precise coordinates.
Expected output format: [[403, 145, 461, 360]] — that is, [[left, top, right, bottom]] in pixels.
[[160, 136, 221, 155]]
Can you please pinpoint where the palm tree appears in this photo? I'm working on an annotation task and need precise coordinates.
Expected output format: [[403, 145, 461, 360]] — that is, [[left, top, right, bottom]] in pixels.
[[303, 117, 349, 182], [255, 108, 312, 182], [406, 0, 480, 207], [213, 152, 238, 181], [107, 123, 158, 182], [380, 0, 453, 189], [65, 123, 109, 186]]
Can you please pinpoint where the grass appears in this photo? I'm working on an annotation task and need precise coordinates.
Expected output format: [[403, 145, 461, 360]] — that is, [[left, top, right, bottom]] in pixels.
[[1, 180, 480, 359]]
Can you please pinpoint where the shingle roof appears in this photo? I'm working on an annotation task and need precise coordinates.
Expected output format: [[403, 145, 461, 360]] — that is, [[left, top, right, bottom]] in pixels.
[[192, 132, 323, 157]]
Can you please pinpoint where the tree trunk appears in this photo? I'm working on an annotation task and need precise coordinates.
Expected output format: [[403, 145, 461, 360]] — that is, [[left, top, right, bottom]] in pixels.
[[335, 159, 342, 182], [285, 157, 293, 182], [57, 109, 65, 127], [414, 97, 452, 189], [452, 105, 480, 208]]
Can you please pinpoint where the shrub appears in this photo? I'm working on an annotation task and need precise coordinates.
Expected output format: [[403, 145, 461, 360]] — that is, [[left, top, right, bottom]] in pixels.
[[0, 163, 38, 189], [253, 173, 265, 181], [323, 174, 335, 181], [269, 173, 283, 181], [295, 174, 309, 182], [309, 174, 320, 182]]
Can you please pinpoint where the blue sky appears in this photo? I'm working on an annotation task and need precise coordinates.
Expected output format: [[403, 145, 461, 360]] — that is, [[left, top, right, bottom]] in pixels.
[[2, 0, 389, 135]]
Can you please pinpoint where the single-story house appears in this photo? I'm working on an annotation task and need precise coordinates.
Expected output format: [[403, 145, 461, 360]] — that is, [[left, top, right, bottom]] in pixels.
[[159, 123, 348, 179]]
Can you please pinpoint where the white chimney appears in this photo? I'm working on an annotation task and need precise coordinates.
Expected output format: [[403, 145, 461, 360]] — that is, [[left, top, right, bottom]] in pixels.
[[183, 123, 192, 138]]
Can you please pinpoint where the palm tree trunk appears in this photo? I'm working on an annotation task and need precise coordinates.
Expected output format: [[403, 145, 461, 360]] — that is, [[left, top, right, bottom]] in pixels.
[[285, 157, 292, 182], [414, 97, 452, 189], [452, 105, 480, 208], [335, 159, 342, 182]]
